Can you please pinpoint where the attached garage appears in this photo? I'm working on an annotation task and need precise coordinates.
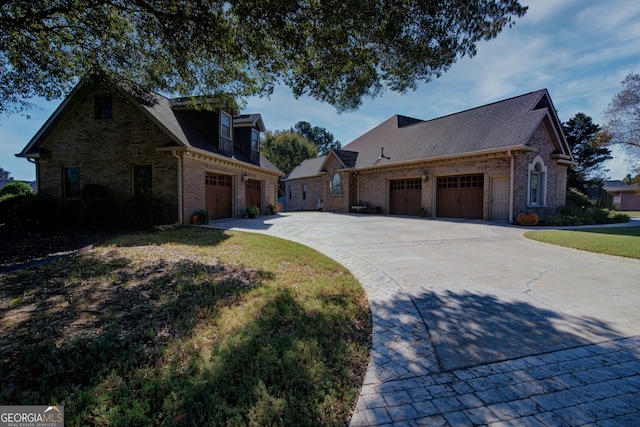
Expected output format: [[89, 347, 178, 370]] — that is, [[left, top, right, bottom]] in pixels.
[[205, 172, 233, 220], [390, 178, 422, 215], [436, 174, 484, 219]]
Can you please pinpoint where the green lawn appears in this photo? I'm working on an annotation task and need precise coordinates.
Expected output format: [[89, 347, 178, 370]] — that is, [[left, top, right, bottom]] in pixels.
[[524, 226, 640, 259], [0, 228, 371, 426]]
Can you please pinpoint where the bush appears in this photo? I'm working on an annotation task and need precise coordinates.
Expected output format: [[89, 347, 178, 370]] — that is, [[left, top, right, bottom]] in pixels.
[[0, 194, 33, 226], [79, 184, 119, 228], [543, 188, 631, 226], [195, 209, 211, 224], [0, 181, 34, 198], [122, 196, 166, 229], [246, 205, 260, 218], [13, 196, 68, 229]]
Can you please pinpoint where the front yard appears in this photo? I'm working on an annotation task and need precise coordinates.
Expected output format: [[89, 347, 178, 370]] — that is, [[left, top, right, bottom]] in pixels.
[[0, 228, 371, 426], [524, 226, 640, 259]]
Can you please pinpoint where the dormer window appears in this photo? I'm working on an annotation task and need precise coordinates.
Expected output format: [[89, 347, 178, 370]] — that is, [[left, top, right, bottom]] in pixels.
[[221, 111, 232, 140], [95, 95, 113, 119], [251, 129, 260, 151]]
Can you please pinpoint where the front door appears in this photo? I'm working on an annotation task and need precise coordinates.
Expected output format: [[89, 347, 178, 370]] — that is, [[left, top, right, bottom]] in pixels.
[[205, 172, 233, 220], [491, 177, 509, 221], [245, 179, 261, 211]]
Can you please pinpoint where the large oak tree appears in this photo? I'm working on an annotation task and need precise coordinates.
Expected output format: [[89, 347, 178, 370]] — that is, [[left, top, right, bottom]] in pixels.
[[0, 0, 526, 114]]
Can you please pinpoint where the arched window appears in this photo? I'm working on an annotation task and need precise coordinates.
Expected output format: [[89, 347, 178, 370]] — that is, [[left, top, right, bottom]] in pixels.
[[528, 156, 547, 206], [329, 173, 342, 196]]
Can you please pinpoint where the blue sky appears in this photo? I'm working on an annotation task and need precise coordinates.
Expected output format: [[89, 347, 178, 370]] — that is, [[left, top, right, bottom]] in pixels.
[[2, 0, 639, 181]]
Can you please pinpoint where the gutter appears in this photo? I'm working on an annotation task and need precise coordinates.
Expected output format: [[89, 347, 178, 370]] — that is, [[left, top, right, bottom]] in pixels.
[[171, 150, 183, 224]]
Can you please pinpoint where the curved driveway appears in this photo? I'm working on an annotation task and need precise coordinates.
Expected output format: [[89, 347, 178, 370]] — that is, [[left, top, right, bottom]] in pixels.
[[208, 213, 640, 426]]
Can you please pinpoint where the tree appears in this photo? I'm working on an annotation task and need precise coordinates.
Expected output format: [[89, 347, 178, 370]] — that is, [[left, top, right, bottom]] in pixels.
[[0, 1, 527, 115], [260, 131, 318, 176], [601, 73, 640, 175], [562, 113, 612, 192], [294, 121, 341, 155], [0, 167, 12, 181]]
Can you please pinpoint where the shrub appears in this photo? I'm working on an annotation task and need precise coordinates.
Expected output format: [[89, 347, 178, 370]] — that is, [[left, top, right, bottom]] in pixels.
[[246, 205, 260, 218], [81, 183, 109, 203], [195, 209, 211, 224], [78, 184, 118, 228], [0, 194, 33, 226], [611, 213, 630, 223], [0, 181, 34, 198], [122, 196, 166, 229], [12, 196, 65, 229], [544, 188, 630, 226]]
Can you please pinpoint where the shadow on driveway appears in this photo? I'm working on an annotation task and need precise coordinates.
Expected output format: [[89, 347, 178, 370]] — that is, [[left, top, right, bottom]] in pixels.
[[411, 289, 623, 371]]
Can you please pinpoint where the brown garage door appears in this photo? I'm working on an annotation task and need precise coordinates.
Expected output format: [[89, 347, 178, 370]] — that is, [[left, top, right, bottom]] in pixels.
[[390, 178, 422, 215], [205, 172, 232, 220], [436, 174, 484, 219], [245, 179, 261, 210]]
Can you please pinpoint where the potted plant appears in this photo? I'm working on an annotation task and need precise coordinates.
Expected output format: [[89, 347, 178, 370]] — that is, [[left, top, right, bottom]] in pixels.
[[195, 208, 211, 224], [246, 205, 260, 218], [267, 203, 276, 215], [418, 207, 428, 217]]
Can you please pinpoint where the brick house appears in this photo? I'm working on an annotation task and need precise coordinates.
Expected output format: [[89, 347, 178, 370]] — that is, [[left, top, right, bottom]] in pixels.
[[285, 89, 575, 222], [16, 76, 282, 224]]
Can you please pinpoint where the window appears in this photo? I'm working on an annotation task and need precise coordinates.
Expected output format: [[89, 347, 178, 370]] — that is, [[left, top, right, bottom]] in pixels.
[[64, 167, 80, 199], [528, 156, 547, 206], [251, 129, 260, 151], [133, 165, 152, 197], [288, 185, 292, 200], [220, 112, 232, 140], [329, 173, 343, 196], [303, 184, 307, 200], [95, 95, 113, 119]]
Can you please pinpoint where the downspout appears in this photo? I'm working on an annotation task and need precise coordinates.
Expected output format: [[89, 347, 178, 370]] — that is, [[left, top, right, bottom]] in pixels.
[[508, 150, 515, 223], [171, 150, 183, 224], [27, 158, 39, 193]]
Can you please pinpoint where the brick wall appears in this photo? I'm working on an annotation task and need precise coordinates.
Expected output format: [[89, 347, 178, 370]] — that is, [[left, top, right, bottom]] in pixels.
[[285, 123, 567, 221], [36, 82, 281, 225], [37, 84, 179, 221]]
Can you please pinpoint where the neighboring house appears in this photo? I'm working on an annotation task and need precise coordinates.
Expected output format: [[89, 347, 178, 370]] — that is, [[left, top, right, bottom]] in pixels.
[[285, 89, 575, 222], [16, 76, 282, 224], [603, 180, 640, 211]]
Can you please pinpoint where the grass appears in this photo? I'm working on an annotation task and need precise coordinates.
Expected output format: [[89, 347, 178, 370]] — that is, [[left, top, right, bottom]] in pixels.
[[0, 228, 371, 426], [621, 210, 640, 217], [524, 226, 640, 259]]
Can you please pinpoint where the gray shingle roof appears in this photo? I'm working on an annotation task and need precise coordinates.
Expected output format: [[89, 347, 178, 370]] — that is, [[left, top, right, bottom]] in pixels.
[[17, 77, 281, 175], [286, 89, 569, 180], [603, 180, 640, 192]]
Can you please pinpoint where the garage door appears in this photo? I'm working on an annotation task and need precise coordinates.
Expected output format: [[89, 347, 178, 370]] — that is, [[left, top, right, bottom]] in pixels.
[[436, 174, 484, 219], [390, 178, 422, 215], [205, 172, 232, 220], [245, 179, 261, 210]]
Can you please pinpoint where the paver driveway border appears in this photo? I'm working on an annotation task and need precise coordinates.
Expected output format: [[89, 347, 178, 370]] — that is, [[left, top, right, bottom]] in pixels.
[[206, 213, 640, 426]]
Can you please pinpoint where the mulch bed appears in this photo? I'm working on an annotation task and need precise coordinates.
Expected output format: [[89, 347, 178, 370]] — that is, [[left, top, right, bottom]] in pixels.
[[0, 227, 120, 270]]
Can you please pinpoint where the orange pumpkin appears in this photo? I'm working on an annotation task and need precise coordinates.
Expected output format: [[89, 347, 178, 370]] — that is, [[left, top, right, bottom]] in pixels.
[[517, 213, 538, 226]]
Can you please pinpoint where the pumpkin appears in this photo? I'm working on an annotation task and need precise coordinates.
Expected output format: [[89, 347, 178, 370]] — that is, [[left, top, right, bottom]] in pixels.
[[517, 213, 538, 226]]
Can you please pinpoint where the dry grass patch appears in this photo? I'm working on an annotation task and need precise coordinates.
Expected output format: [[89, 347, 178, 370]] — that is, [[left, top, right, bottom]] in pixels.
[[0, 228, 371, 426]]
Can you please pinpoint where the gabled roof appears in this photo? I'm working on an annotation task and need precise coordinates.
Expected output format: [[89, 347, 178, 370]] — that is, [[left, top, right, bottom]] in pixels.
[[285, 89, 572, 180], [234, 114, 265, 132], [17, 76, 281, 175]]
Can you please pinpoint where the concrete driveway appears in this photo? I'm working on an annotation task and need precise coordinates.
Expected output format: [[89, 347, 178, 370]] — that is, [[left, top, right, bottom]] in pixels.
[[208, 213, 640, 426]]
